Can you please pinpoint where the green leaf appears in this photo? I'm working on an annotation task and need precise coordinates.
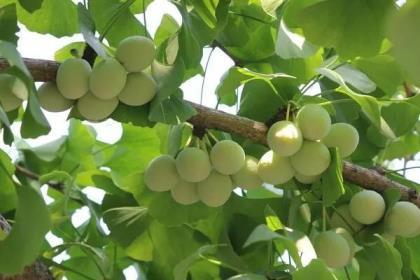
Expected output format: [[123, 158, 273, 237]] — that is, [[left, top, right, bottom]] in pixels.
[[154, 14, 180, 47], [0, 184, 51, 275], [18, 0, 43, 13], [406, 236, 420, 278], [292, 259, 337, 280], [0, 149, 16, 212], [335, 64, 376, 94], [110, 103, 153, 127], [227, 274, 267, 280], [0, 3, 18, 44], [381, 133, 420, 160], [54, 41, 86, 62], [264, 205, 284, 231], [285, 0, 395, 58], [381, 102, 419, 137], [149, 91, 196, 125], [130, 0, 153, 14], [320, 148, 344, 206]]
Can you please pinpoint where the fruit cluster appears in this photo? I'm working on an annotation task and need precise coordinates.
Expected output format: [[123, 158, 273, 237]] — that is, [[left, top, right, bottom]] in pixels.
[[144, 139, 264, 207], [0, 74, 28, 113], [37, 36, 157, 121], [259, 103, 359, 185], [315, 190, 420, 269]]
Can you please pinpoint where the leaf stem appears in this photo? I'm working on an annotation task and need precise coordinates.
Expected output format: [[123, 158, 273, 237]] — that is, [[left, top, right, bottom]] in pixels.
[[344, 266, 351, 280], [200, 47, 215, 105]]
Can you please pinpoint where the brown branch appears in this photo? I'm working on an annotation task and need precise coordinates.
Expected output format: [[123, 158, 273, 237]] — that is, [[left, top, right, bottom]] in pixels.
[[0, 58, 419, 207], [15, 165, 64, 191]]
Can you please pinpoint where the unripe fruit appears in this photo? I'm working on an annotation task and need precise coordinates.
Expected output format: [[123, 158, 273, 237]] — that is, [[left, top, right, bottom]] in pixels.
[[197, 171, 232, 207], [37, 82, 74, 112], [116, 36, 156, 72], [144, 155, 179, 192], [175, 147, 212, 182], [323, 123, 359, 158], [267, 121, 303, 156], [294, 172, 320, 184], [385, 201, 420, 237], [334, 228, 357, 262], [257, 150, 294, 185], [290, 141, 331, 176], [0, 74, 26, 112], [56, 58, 91, 99], [171, 180, 199, 205], [349, 190, 385, 225], [210, 140, 245, 175], [89, 58, 127, 100], [231, 155, 263, 190], [330, 205, 363, 233], [296, 104, 331, 140], [118, 72, 157, 106], [77, 92, 119, 121], [314, 231, 351, 268]]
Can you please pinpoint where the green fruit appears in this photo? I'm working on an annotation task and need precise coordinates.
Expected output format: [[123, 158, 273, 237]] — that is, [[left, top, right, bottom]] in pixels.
[[333, 228, 357, 262], [330, 205, 363, 233], [144, 155, 179, 192], [267, 121, 303, 156], [210, 140, 245, 175], [349, 190, 385, 225], [231, 155, 263, 190], [89, 58, 127, 100], [56, 58, 91, 99], [197, 171, 232, 207], [296, 104, 331, 140], [323, 123, 359, 158], [37, 82, 74, 112], [0, 74, 26, 112], [171, 180, 199, 205], [118, 72, 157, 106], [290, 141, 331, 176], [77, 92, 119, 121], [116, 36, 156, 72], [314, 231, 351, 268], [257, 150, 294, 185], [385, 201, 420, 237], [176, 147, 212, 182], [294, 172, 320, 184]]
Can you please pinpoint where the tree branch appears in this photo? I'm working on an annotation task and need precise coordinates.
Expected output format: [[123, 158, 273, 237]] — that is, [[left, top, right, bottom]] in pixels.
[[0, 58, 419, 207]]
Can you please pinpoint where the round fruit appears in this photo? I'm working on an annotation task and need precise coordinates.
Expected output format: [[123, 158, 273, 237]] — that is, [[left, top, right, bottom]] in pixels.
[[330, 205, 363, 233], [334, 228, 357, 262], [267, 121, 303, 156], [197, 171, 232, 207], [77, 92, 119, 121], [323, 123, 359, 158], [349, 190, 385, 225], [231, 155, 262, 190], [118, 72, 157, 106], [171, 180, 199, 205], [89, 58, 127, 100], [0, 74, 26, 112], [385, 201, 420, 237], [257, 150, 294, 185], [210, 140, 245, 175], [175, 147, 212, 182], [56, 58, 91, 99], [314, 231, 351, 268], [294, 172, 320, 184], [290, 141, 331, 176], [116, 36, 156, 72], [144, 155, 179, 192], [37, 82, 74, 112], [296, 104, 331, 140]]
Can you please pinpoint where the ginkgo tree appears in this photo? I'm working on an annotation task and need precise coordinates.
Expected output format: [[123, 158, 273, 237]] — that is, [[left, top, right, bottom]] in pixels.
[[0, 0, 420, 279]]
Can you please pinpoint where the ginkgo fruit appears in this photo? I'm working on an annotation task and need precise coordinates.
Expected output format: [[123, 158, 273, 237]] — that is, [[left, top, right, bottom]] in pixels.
[[210, 140, 245, 175], [56, 58, 91, 99], [0, 74, 27, 112], [314, 231, 351, 268], [197, 171, 232, 207], [89, 58, 127, 100], [290, 141, 331, 176], [170, 180, 199, 205], [144, 155, 179, 192], [231, 155, 262, 190], [323, 123, 359, 157], [385, 201, 420, 237], [37, 82, 74, 112], [77, 92, 119, 121], [175, 147, 212, 182], [294, 172, 320, 184], [267, 120, 302, 156], [257, 150, 294, 185], [330, 204, 362, 233], [118, 72, 157, 106], [296, 104, 331, 140], [334, 228, 357, 263], [349, 190, 385, 225], [116, 36, 156, 72]]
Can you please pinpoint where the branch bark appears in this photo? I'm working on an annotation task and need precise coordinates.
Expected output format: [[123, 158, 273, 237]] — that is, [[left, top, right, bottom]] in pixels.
[[0, 58, 419, 207]]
